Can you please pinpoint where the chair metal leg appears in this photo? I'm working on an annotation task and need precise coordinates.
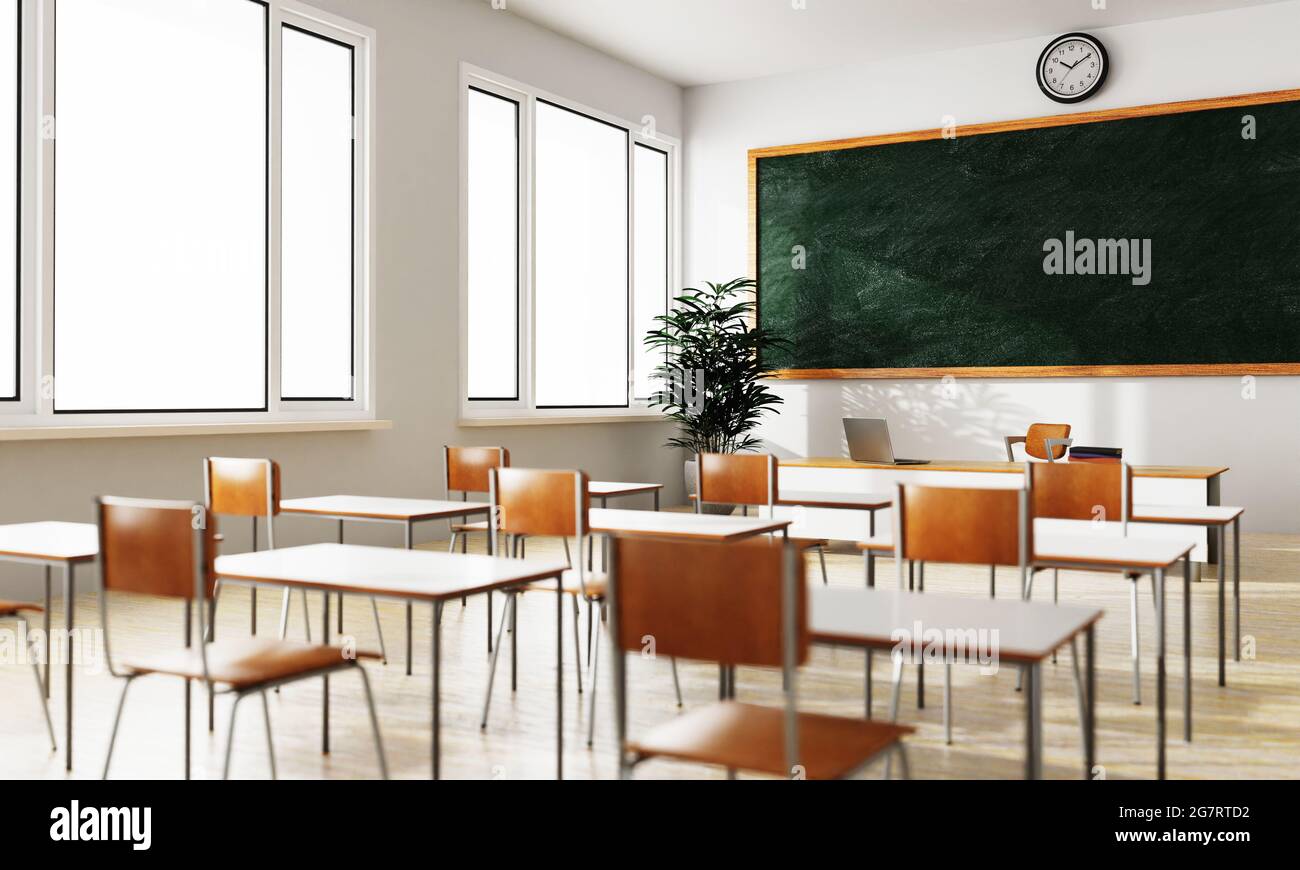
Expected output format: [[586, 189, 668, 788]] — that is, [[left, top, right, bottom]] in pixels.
[[1070, 636, 1088, 772], [278, 587, 292, 640], [885, 657, 905, 779], [223, 693, 245, 780], [670, 657, 683, 707], [206, 582, 220, 642], [102, 677, 135, 779], [27, 622, 57, 751], [356, 666, 389, 779], [587, 603, 603, 747], [1016, 571, 1035, 691], [1052, 568, 1059, 664], [892, 743, 911, 780], [1130, 578, 1142, 705], [260, 690, 277, 781], [817, 545, 828, 585], [447, 532, 459, 554], [370, 597, 388, 665], [571, 594, 583, 694], [586, 598, 594, 666], [301, 589, 312, 642], [943, 663, 952, 745], [480, 593, 514, 729], [43, 570, 51, 697], [510, 586, 518, 691], [989, 565, 995, 598]]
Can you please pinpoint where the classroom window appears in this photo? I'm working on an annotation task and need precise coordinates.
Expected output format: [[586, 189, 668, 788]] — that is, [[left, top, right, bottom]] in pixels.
[[281, 24, 355, 401], [0, 2, 15, 402], [466, 87, 519, 401], [461, 67, 679, 419], [0, 0, 374, 428], [54, 0, 268, 412]]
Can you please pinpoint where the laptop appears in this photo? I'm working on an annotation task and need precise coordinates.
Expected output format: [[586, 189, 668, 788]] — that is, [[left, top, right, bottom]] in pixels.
[[843, 418, 930, 465]]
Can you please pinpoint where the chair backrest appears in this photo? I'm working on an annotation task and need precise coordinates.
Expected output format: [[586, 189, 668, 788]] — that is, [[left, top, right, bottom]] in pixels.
[[610, 535, 806, 668], [697, 452, 776, 509], [97, 496, 217, 600], [490, 467, 588, 540], [895, 481, 1030, 569], [1025, 423, 1072, 461], [445, 446, 510, 495], [204, 457, 280, 518], [1030, 461, 1130, 523]]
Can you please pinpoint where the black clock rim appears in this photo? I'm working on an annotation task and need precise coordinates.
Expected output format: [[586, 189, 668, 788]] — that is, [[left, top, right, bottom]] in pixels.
[[1036, 31, 1109, 104]]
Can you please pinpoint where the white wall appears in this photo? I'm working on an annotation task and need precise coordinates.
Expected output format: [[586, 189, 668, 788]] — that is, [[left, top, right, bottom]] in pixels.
[[0, 0, 685, 597], [684, 0, 1300, 531]]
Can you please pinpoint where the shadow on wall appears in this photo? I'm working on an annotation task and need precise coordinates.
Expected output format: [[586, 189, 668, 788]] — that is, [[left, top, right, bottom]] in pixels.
[[761, 379, 1035, 460]]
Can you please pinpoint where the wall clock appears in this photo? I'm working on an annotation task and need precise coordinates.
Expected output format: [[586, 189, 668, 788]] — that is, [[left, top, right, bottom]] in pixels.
[[1036, 32, 1108, 103]]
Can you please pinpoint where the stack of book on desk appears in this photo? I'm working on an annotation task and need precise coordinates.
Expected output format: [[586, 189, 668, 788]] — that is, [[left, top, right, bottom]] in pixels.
[[1068, 446, 1122, 464]]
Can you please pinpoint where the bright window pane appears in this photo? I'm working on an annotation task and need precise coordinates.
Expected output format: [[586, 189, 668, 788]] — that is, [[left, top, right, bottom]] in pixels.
[[281, 26, 353, 400], [54, 0, 266, 412], [633, 144, 668, 400], [0, 3, 16, 400], [467, 87, 518, 400], [534, 101, 627, 408]]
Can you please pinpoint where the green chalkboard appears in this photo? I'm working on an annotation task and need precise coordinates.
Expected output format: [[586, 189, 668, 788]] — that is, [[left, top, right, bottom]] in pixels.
[[753, 91, 1300, 376]]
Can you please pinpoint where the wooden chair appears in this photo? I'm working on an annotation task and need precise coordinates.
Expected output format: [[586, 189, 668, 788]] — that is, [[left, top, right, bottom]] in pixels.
[[95, 496, 387, 779], [694, 452, 830, 584], [609, 534, 912, 779], [891, 477, 1089, 751], [480, 467, 681, 746], [1004, 423, 1073, 462], [204, 456, 387, 664], [444, 446, 509, 642], [1030, 461, 1148, 703], [0, 600, 57, 751]]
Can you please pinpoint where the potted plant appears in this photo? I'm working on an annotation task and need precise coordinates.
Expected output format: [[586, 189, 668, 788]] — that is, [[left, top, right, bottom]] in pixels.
[[645, 277, 788, 514]]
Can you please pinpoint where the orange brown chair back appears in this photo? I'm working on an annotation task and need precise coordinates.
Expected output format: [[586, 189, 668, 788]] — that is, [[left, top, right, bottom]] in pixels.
[[97, 497, 217, 601], [895, 482, 1030, 570], [489, 468, 589, 542], [445, 446, 510, 495], [1025, 423, 1072, 461], [1030, 461, 1130, 524], [204, 457, 280, 518], [610, 535, 806, 668], [696, 453, 776, 511]]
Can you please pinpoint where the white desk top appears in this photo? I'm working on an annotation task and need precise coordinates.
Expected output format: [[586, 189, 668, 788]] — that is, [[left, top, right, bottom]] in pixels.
[[1132, 503, 1244, 525], [280, 496, 490, 522], [590, 508, 789, 541], [215, 543, 566, 602], [810, 587, 1103, 664], [589, 481, 663, 497], [0, 521, 98, 562], [858, 518, 1195, 570], [779, 490, 893, 510]]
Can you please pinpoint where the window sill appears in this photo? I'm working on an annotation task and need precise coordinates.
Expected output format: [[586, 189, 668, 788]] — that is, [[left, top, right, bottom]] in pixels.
[[0, 419, 393, 442], [459, 413, 668, 428]]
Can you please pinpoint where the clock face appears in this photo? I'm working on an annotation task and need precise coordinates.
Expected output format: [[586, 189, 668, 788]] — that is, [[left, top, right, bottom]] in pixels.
[[1036, 33, 1108, 103]]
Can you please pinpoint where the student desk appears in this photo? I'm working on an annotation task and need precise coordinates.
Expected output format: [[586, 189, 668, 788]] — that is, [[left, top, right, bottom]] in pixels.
[[0, 521, 99, 772], [810, 586, 1103, 779], [215, 543, 568, 779], [777, 457, 1228, 564], [588, 481, 663, 510], [859, 523, 1194, 779], [279, 496, 490, 675], [589, 508, 789, 541]]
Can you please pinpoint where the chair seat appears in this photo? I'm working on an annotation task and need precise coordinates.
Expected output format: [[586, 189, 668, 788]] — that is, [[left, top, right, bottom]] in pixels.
[[523, 569, 607, 599], [122, 638, 380, 690], [627, 700, 913, 780], [0, 599, 42, 618], [452, 521, 490, 533]]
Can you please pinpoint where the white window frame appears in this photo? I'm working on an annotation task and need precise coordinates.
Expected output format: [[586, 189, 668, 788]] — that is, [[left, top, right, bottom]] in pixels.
[[0, 0, 376, 431], [459, 63, 681, 424]]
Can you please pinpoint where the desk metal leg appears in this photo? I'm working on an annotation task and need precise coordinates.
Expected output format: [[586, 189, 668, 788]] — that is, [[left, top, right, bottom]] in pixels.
[[1085, 626, 1095, 780], [1156, 566, 1166, 780], [916, 562, 924, 710], [432, 600, 442, 780], [64, 564, 74, 771], [1232, 517, 1240, 663], [322, 593, 331, 755], [1183, 556, 1192, 742], [1024, 662, 1042, 780], [337, 521, 344, 635], [653, 490, 659, 511], [43, 567, 51, 698], [405, 521, 414, 676], [1217, 525, 1226, 687], [556, 573, 564, 780]]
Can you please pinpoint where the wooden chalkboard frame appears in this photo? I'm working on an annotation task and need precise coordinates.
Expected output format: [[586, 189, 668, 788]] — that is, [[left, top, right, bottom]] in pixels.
[[748, 87, 1300, 379]]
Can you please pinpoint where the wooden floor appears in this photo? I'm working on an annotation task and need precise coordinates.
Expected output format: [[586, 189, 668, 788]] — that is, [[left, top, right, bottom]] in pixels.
[[2, 529, 1297, 780]]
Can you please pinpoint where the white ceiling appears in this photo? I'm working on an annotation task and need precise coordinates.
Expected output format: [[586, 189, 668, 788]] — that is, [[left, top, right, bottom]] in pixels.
[[500, 0, 1284, 87]]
